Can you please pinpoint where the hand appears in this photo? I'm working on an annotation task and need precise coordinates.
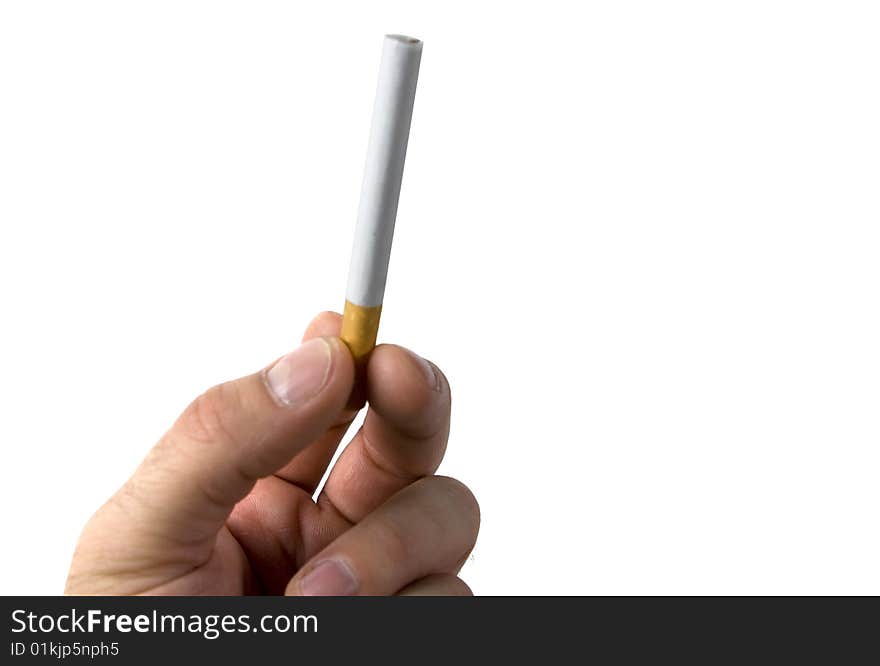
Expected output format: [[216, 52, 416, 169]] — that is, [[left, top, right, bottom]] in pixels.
[[66, 312, 479, 595]]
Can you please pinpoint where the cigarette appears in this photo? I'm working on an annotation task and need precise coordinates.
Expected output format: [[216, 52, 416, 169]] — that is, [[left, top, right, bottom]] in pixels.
[[341, 34, 422, 397]]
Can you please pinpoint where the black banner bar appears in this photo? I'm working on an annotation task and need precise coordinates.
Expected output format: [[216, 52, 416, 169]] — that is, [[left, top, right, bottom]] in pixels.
[[1, 597, 876, 662]]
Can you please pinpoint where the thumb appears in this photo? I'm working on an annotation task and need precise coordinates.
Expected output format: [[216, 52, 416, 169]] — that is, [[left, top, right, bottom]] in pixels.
[[78, 336, 353, 568]]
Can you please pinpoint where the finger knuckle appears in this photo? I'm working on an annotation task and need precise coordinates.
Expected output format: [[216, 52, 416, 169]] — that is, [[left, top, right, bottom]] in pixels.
[[376, 515, 414, 564], [426, 475, 481, 538]]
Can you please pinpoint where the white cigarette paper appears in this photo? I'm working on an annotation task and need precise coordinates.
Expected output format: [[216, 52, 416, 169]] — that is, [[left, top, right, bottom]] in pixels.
[[345, 34, 422, 308]]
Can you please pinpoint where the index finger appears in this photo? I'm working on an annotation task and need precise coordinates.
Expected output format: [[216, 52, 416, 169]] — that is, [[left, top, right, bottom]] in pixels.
[[317, 343, 452, 524]]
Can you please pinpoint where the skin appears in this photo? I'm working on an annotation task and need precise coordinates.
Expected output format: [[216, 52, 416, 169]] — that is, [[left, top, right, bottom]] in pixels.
[[65, 311, 479, 596]]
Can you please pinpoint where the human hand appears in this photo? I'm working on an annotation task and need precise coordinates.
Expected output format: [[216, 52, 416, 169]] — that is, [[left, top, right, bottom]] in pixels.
[[66, 312, 479, 595]]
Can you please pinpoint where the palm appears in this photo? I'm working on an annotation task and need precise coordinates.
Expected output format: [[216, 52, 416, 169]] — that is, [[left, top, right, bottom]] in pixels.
[[145, 477, 350, 596], [150, 478, 355, 595]]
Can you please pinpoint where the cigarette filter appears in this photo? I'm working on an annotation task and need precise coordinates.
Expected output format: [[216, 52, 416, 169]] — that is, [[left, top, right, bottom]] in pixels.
[[341, 35, 422, 395]]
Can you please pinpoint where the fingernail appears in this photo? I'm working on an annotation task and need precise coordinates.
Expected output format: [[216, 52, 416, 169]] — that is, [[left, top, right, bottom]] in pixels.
[[407, 349, 442, 392], [265, 338, 333, 406], [298, 559, 359, 596]]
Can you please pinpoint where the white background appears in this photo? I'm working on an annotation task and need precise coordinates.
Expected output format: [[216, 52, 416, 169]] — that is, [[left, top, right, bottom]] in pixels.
[[1, 1, 878, 595]]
